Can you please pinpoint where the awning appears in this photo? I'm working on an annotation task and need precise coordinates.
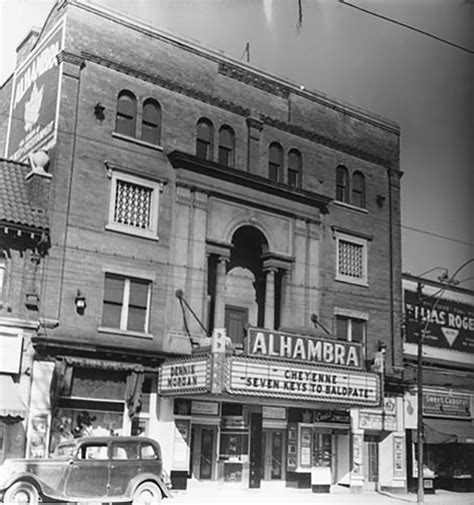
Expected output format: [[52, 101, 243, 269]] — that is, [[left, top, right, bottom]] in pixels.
[[0, 375, 27, 419], [424, 418, 474, 444]]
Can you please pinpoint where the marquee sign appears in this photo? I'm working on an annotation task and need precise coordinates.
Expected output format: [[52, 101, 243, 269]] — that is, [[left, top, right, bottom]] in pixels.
[[404, 289, 474, 354], [246, 327, 363, 369], [158, 356, 210, 395], [5, 18, 64, 160], [225, 356, 380, 406]]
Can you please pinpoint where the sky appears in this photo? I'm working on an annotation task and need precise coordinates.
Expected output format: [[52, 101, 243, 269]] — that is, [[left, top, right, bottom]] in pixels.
[[1, 0, 473, 289]]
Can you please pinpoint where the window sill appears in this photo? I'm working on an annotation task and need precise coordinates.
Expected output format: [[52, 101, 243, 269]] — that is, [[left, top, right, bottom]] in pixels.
[[112, 132, 164, 152], [98, 326, 153, 339], [105, 223, 159, 241], [335, 276, 369, 288], [333, 201, 368, 213]]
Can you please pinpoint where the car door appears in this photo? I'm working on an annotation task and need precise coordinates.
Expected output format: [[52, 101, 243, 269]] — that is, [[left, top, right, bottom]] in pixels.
[[64, 441, 109, 499], [108, 440, 140, 498], [139, 440, 162, 478]]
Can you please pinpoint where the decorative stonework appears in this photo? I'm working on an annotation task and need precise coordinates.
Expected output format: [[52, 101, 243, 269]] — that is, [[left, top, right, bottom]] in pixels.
[[193, 191, 208, 210], [219, 62, 290, 98], [176, 185, 192, 206]]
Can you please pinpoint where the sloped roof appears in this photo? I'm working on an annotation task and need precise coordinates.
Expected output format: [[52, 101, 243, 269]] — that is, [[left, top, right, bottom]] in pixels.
[[0, 158, 49, 231]]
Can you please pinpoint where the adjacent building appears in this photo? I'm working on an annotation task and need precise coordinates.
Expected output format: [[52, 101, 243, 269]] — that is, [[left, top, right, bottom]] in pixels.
[[402, 273, 474, 492], [1, 0, 405, 494]]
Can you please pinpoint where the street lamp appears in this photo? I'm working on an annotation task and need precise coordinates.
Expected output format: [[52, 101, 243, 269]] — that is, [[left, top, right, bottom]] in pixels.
[[415, 258, 474, 505]]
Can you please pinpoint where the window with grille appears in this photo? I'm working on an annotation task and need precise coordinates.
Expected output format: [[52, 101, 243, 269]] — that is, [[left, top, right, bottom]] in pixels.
[[107, 171, 161, 239], [101, 273, 151, 333], [335, 232, 368, 285]]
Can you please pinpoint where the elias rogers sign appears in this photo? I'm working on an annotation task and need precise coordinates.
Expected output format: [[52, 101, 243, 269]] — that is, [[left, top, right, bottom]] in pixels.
[[247, 327, 362, 369]]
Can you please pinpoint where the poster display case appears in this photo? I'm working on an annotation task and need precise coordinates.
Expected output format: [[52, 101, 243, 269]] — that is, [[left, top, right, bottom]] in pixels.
[[219, 416, 249, 482]]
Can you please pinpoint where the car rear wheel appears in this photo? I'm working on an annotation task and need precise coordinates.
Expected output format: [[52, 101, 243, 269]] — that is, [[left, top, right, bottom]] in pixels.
[[3, 481, 40, 504], [132, 482, 162, 505]]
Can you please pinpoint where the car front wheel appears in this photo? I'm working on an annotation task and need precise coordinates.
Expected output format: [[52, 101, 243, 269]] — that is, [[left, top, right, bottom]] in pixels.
[[3, 481, 40, 504], [132, 482, 162, 505]]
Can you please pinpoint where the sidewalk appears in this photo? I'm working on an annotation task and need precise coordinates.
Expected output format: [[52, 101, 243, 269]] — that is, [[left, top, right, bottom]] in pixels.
[[170, 482, 474, 505]]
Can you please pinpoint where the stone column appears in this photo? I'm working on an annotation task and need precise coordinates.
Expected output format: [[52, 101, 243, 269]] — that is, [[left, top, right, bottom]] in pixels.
[[213, 256, 228, 329], [246, 116, 264, 177], [279, 268, 291, 328], [264, 267, 276, 330]]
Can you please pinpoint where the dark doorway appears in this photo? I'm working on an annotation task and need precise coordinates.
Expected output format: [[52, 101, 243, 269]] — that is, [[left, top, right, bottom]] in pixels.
[[225, 305, 248, 348]]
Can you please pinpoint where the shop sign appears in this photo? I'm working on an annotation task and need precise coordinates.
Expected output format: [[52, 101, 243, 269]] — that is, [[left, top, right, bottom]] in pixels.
[[314, 409, 350, 424], [404, 289, 474, 354], [158, 356, 210, 395], [225, 356, 379, 406], [262, 406, 286, 420], [423, 390, 471, 418], [191, 400, 219, 416], [246, 327, 362, 369], [6, 19, 64, 160], [0, 331, 23, 374]]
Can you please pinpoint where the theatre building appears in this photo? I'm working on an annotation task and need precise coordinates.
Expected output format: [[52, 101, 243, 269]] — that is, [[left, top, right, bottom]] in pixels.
[[402, 274, 474, 492], [2, 0, 404, 494]]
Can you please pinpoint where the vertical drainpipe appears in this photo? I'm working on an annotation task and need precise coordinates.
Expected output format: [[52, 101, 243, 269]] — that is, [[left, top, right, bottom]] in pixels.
[[388, 165, 395, 370], [55, 51, 84, 321]]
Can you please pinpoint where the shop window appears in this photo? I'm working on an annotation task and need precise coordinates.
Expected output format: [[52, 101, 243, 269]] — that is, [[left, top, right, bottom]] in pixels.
[[218, 125, 235, 166], [141, 99, 161, 145], [101, 273, 151, 333], [287, 149, 302, 188], [107, 170, 162, 240], [268, 142, 283, 182], [196, 118, 214, 160], [335, 165, 349, 203], [71, 368, 127, 400], [352, 171, 366, 208], [335, 315, 366, 344], [116, 90, 137, 137], [335, 232, 368, 286]]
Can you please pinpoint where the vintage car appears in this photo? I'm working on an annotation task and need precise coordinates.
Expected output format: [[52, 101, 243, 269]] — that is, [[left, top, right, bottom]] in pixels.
[[0, 436, 172, 504]]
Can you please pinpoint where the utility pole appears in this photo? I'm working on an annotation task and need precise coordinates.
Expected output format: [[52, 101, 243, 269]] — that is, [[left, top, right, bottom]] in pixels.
[[416, 281, 424, 504]]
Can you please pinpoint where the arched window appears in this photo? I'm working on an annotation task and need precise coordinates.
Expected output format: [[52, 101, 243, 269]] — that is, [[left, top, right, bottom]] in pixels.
[[287, 149, 302, 188], [196, 118, 214, 160], [116, 90, 137, 137], [352, 171, 366, 208], [218, 126, 235, 166], [141, 99, 161, 145], [268, 142, 283, 182], [335, 165, 349, 203]]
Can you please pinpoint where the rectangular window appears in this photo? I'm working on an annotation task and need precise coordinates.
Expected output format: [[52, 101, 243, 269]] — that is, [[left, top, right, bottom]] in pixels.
[[107, 171, 161, 240], [336, 315, 366, 344], [102, 273, 151, 333], [335, 232, 368, 286]]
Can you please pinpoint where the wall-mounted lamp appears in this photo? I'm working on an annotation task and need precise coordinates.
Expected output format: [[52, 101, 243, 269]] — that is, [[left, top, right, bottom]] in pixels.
[[94, 103, 105, 121], [376, 194, 386, 208], [378, 340, 388, 354], [74, 290, 86, 314]]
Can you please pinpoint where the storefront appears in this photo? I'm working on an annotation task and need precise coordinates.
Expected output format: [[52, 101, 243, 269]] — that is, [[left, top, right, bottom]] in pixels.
[[405, 388, 474, 492], [157, 328, 407, 493], [0, 328, 28, 463], [27, 356, 156, 457]]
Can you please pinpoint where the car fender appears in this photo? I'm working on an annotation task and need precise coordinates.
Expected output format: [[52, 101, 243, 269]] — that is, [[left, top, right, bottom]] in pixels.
[[1, 473, 46, 498], [128, 473, 173, 499]]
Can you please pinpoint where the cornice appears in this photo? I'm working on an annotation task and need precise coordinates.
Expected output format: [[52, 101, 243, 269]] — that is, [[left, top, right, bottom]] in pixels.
[[81, 51, 250, 117], [168, 150, 332, 214], [261, 114, 392, 169]]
